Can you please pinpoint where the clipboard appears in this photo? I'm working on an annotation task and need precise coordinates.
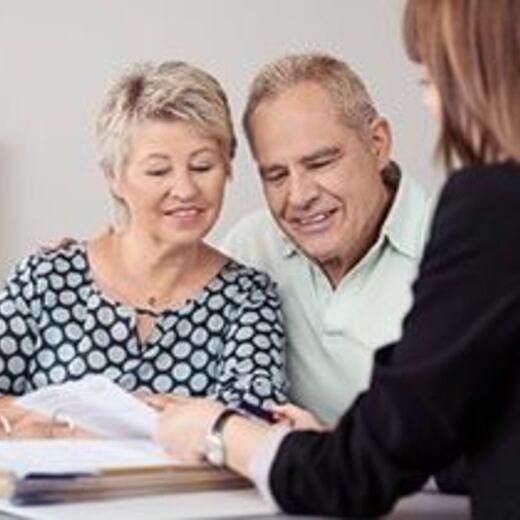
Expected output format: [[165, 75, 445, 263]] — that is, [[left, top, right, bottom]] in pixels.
[[8, 464, 250, 505], [0, 439, 250, 505]]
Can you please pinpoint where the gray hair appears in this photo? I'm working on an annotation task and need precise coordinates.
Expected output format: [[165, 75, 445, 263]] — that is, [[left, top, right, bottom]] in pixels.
[[243, 53, 379, 143], [96, 60, 236, 176]]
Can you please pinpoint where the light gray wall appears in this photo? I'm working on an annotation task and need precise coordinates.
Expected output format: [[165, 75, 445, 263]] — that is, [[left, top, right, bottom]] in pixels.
[[0, 0, 440, 278]]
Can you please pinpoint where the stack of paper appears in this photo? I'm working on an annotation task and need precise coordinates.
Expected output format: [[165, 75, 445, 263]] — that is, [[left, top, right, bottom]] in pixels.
[[0, 439, 249, 505], [4, 376, 250, 505]]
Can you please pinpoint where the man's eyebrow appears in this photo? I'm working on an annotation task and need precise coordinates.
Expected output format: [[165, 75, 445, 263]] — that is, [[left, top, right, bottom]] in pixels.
[[301, 146, 342, 164]]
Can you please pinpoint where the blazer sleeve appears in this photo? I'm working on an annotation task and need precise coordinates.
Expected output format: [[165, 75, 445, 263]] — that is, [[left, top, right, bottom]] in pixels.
[[269, 166, 520, 517]]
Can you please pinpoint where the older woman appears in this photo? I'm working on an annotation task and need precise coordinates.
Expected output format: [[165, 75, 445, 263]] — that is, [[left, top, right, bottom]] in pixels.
[[0, 61, 287, 437]]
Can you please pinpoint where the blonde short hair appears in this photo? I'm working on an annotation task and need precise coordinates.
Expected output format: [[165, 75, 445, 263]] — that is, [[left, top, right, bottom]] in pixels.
[[243, 53, 379, 143], [96, 61, 236, 176]]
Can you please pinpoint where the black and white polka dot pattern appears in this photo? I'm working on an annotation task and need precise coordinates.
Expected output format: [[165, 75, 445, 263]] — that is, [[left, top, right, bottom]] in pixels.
[[0, 244, 288, 408]]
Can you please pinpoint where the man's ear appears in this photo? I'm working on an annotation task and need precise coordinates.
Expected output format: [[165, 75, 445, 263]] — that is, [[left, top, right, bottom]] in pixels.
[[367, 117, 392, 170]]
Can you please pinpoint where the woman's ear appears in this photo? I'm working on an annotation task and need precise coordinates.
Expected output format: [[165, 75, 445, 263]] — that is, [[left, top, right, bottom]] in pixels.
[[367, 117, 392, 170], [104, 168, 123, 201]]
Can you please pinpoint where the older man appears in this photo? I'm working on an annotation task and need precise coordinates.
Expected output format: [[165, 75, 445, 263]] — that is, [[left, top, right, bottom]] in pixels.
[[222, 53, 433, 424]]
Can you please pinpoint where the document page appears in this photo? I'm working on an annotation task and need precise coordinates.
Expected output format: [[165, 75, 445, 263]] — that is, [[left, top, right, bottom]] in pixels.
[[16, 375, 158, 438], [0, 439, 177, 476]]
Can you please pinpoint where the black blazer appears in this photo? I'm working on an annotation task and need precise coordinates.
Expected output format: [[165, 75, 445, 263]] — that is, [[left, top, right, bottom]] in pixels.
[[270, 162, 520, 520]]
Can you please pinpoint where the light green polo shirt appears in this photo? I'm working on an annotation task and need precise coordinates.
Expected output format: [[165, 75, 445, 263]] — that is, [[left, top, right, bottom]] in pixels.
[[221, 175, 434, 424]]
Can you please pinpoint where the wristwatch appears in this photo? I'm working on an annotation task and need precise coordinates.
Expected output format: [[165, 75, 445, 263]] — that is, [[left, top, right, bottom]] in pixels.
[[205, 408, 241, 467]]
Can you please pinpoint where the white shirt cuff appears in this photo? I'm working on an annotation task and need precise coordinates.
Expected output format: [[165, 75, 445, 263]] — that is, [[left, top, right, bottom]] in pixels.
[[247, 424, 292, 510], [423, 476, 439, 492]]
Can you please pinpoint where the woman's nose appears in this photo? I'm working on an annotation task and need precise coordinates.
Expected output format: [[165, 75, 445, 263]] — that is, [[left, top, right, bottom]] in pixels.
[[169, 171, 199, 200]]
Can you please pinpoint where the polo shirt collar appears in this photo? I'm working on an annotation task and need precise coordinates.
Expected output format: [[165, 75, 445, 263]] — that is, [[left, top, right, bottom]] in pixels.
[[281, 232, 298, 258], [381, 173, 426, 259]]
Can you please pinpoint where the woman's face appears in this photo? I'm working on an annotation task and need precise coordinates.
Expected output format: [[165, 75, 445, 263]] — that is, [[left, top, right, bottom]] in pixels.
[[110, 119, 228, 248], [418, 65, 441, 121]]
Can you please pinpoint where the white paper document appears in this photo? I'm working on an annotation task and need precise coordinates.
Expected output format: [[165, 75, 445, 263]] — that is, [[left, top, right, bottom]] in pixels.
[[0, 439, 176, 476], [16, 375, 158, 438]]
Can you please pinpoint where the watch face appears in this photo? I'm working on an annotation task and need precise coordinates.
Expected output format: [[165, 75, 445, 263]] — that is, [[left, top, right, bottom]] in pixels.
[[206, 432, 225, 466]]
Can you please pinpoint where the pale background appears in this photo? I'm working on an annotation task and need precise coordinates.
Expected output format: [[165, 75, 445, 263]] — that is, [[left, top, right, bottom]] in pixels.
[[0, 0, 441, 278]]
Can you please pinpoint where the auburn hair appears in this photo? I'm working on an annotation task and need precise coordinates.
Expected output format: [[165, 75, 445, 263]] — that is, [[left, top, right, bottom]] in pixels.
[[404, 0, 520, 168]]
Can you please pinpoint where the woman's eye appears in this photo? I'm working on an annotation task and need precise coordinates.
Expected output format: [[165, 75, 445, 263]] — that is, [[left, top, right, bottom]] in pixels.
[[145, 168, 170, 177], [190, 164, 213, 173]]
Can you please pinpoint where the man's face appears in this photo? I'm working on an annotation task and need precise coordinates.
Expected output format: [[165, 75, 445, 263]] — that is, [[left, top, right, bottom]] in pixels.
[[248, 82, 392, 281]]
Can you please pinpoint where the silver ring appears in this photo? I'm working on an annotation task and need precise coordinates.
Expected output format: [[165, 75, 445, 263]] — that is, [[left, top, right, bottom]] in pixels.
[[50, 410, 75, 437]]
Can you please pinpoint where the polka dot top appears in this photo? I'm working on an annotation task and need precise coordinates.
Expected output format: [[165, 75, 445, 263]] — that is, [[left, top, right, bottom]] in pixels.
[[0, 243, 288, 409]]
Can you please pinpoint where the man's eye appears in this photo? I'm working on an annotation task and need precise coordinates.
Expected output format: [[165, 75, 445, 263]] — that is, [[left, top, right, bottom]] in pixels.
[[263, 171, 288, 184], [145, 168, 170, 177], [308, 158, 335, 170]]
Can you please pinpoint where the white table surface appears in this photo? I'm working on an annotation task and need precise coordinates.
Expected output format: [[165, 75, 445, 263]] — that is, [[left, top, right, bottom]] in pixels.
[[0, 489, 469, 520]]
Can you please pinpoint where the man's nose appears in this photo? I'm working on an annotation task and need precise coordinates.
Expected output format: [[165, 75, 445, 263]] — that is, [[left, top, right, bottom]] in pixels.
[[287, 172, 319, 209]]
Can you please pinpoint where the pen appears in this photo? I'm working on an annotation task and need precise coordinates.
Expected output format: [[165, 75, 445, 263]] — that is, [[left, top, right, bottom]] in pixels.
[[238, 401, 277, 424], [23, 472, 92, 479]]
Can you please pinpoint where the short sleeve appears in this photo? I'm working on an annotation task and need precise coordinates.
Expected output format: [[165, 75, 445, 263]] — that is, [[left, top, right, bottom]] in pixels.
[[0, 255, 41, 395], [212, 268, 288, 409]]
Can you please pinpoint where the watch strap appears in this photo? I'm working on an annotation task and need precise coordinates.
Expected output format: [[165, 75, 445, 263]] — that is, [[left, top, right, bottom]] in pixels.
[[211, 407, 241, 436], [206, 408, 243, 467]]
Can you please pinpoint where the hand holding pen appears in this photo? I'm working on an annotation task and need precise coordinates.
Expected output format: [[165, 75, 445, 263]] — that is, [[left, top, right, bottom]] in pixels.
[[240, 401, 327, 431], [142, 393, 328, 432]]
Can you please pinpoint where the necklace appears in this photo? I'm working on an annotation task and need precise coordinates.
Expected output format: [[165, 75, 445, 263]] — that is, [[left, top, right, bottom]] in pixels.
[[134, 296, 161, 317], [134, 305, 161, 318], [134, 295, 168, 317]]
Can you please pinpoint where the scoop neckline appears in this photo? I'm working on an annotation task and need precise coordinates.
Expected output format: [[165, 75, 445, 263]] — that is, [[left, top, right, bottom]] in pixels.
[[77, 241, 236, 317]]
